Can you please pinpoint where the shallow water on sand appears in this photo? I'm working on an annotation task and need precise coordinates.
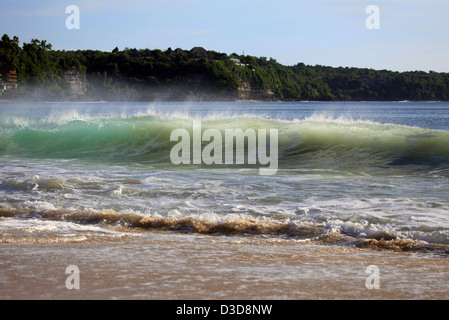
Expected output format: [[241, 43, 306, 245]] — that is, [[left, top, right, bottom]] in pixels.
[[0, 233, 447, 300]]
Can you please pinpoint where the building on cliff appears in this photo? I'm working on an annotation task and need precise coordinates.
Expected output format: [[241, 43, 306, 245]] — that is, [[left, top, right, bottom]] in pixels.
[[189, 47, 208, 59], [0, 66, 18, 92]]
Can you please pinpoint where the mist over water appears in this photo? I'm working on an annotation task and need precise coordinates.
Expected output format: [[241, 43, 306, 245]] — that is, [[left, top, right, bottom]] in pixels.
[[1, 101, 449, 252]]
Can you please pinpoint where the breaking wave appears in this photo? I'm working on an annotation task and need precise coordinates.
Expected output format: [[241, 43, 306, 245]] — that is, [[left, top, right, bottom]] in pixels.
[[1, 111, 449, 168], [1, 208, 448, 254]]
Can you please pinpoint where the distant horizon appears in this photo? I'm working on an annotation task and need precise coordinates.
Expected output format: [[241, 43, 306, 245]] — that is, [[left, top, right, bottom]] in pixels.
[[1, 0, 449, 73]]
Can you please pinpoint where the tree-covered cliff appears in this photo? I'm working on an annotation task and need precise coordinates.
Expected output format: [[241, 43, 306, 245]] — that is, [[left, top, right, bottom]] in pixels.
[[1, 34, 449, 101]]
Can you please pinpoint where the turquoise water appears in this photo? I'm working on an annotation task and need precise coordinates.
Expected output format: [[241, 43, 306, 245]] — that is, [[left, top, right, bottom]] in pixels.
[[1, 101, 448, 251]]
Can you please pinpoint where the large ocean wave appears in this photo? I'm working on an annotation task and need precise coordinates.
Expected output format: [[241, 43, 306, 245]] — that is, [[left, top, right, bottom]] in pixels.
[[1, 111, 449, 169]]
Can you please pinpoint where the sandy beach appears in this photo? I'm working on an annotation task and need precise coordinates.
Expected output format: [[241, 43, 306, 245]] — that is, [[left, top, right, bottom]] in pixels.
[[1, 231, 447, 300]]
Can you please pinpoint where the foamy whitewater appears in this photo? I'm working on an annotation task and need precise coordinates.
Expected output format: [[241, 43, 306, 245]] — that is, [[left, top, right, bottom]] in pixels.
[[1, 101, 449, 254]]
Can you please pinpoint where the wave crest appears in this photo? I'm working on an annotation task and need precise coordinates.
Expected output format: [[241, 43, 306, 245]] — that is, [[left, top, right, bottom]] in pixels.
[[1, 112, 449, 167]]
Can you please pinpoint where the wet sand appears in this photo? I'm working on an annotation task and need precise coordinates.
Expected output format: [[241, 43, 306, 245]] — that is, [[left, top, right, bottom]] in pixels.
[[0, 231, 448, 300]]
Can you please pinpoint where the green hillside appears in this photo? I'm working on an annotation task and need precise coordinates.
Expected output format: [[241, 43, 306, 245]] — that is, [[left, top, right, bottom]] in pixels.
[[1, 34, 449, 101]]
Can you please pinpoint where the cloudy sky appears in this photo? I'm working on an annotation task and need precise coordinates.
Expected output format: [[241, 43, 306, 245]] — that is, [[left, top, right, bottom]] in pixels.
[[1, 0, 448, 72]]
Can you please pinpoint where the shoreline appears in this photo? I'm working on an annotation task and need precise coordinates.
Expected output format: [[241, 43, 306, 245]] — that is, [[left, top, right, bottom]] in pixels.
[[0, 232, 447, 300]]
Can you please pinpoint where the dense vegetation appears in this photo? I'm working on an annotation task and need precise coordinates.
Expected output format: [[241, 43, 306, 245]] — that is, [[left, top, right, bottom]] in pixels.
[[1, 34, 449, 101]]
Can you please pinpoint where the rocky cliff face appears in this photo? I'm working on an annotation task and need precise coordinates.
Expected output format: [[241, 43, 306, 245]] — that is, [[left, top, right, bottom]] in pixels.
[[64, 67, 87, 96], [61, 68, 277, 101], [237, 79, 276, 101]]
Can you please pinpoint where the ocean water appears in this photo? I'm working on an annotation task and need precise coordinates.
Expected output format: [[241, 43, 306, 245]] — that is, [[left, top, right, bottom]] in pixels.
[[1, 101, 449, 254]]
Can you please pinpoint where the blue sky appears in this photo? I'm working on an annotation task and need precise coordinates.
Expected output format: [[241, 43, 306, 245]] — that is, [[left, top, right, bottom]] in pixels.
[[1, 0, 449, 72]]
